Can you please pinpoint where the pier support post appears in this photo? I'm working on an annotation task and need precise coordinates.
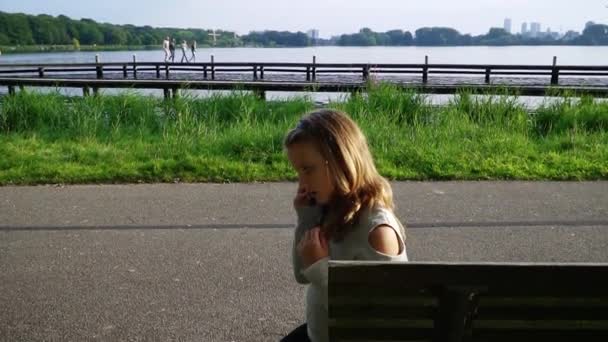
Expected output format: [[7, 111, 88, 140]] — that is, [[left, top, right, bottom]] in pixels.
[[123, 65, 128, 78], [363, 65, 370, 81], [551, 56, 559, 85], [38, 67, 45, 78], [8, 85, 15, 96], [422, 55, 429, 84], [211, 55, 215, 80], [172, 87, 179, 98], [163, 88, 170, 99], [485, 67, 491, 84], [83, 86, 90, 97], [132, 54, 137, 79], [203, 65, 208, 79], [156, 65, 161, 79], [260, 65, 264, 80], [253, 89, 266, 100], [165, 65, 170, 79], [253, 65, 258, 80], [306, 66, 311, 81], [95, 55, 103, 79], [312, 56, 317, 82]]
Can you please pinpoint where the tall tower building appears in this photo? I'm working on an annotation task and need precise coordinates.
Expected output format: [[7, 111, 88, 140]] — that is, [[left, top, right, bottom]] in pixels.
[[504, 18, 512, 33], [521, 22, 528, 35]]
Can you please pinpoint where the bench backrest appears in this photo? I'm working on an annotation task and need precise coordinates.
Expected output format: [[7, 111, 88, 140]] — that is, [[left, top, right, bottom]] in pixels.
[[328, 261, 608, 342]]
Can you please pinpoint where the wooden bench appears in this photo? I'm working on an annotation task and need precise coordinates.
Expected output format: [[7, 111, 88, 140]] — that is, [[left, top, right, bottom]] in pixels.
[[328, 261, 608, 342]]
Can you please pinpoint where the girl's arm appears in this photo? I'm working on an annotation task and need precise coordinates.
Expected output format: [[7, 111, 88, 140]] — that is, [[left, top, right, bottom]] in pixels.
[[292, 206, 322, 284]]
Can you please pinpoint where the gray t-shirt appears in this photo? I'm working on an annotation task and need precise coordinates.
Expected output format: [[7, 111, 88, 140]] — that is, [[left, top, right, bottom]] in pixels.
[[292, 204, 409, 342]]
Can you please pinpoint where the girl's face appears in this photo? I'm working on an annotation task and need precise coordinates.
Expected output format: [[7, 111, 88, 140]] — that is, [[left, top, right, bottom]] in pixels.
[[287, 141, 335, 205]]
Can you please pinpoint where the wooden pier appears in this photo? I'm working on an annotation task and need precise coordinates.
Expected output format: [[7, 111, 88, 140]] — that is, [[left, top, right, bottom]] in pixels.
[[2, 59, 608, 98]]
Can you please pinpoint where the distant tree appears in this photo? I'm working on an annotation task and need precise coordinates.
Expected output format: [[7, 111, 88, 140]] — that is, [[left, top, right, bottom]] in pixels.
[[580, 24, 608, 45], [1, 12, 35, 44], [29, 14, 67, 44], [486, 28, 510, 40], [242, 30, 310, 47], [460, 34, 473, 45], [0, 32, 9, 45], [415, 27, 462, 45], [386, 29, 413, 45], [476, 27, 517, 45], [103, 26, 128, 45]]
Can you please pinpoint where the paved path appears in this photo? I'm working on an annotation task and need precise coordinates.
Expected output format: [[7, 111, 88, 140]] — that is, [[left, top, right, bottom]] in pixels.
[[1, 181, 607, 341]]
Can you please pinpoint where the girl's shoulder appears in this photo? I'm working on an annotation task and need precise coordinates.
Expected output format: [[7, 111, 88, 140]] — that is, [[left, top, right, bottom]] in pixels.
[[359, 204, 400, 225], [350, 205, 408, 260], [356, 205, 406, 238]]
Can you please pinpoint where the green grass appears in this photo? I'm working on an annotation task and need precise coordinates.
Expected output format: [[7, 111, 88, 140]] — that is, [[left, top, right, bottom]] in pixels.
[[0, 84, 606, 185]]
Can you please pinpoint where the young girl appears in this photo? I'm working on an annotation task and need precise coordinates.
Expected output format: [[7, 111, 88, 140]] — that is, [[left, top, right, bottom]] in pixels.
[[281, 109, 409, 342]]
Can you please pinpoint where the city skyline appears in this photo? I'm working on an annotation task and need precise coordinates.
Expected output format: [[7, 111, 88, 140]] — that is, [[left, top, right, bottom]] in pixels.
[[1, 0, 607, 38]]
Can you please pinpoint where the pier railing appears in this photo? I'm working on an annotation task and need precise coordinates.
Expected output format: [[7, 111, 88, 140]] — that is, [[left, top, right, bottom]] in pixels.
[[2, 59, 608, 98]]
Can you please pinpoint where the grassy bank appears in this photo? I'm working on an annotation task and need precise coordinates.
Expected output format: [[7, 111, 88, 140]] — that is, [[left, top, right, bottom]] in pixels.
[[1, 85, 607, 185]]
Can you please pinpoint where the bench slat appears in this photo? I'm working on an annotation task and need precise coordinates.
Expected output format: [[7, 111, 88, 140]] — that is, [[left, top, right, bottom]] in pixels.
[[473, 320, 608, 330], [476, 307, 608, 320], [330, 306, 436, 320], [330, 295, 437, 306], [472, 329, 608, 342], [331, 283, 608, 297], [330, 263, 608, 296], [478, 296, 608, 307], [329, 327, 433, 341]]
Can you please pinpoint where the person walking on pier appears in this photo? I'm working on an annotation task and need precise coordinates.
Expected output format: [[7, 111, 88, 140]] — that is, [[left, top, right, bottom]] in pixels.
[[169, 38, 176, 63], [281, 109, 408, 342], [162, 36, 170, 62], [189, 40, 197, 63], [180, 40, 189, 63]]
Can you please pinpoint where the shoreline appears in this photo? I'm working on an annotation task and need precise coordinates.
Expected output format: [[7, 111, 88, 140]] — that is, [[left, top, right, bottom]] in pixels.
[[2, 44, 608, 55]]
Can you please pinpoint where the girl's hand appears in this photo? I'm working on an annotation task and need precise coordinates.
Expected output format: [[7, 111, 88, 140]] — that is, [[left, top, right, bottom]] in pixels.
[[293, 185, 313, 209], [297, 227, 329, 269]]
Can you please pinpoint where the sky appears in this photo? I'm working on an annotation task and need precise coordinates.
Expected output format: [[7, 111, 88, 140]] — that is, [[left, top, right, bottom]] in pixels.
[[1, 0, 607, 38]]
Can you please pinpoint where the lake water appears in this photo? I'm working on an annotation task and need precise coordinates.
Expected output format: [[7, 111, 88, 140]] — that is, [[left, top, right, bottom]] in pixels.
[[3, 46, 608, 65], [2, 46, 607, 105]]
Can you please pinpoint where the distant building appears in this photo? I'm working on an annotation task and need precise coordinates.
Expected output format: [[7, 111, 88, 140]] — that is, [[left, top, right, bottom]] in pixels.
[[563, 30, 581, 41], [545, 28, 560, 40], [504, 18, 512, 34], [503, 18, 512, 34], [306, 29, 320, 40], [521, 22, 528, 35], [530, 22, 541, 37]]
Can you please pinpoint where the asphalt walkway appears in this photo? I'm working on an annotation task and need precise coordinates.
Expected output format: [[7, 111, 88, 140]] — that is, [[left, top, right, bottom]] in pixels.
[[1, 181, 607, 341]]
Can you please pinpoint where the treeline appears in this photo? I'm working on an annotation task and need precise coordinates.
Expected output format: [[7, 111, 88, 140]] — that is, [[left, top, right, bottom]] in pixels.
[[0, 11, 314, 48], [336, 26, 608, 46], [0, 11, 242, 47], [2, 11, 608, 48]]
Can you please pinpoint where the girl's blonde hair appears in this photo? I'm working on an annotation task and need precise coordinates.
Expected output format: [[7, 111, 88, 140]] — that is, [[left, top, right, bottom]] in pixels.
[[284, 109, 394, 242]]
